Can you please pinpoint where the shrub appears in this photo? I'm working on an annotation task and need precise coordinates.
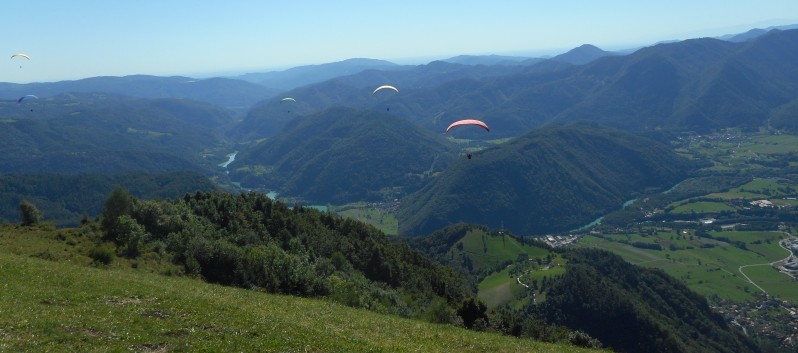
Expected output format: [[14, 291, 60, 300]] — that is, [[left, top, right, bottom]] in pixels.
[[90, 247, 114, 265]]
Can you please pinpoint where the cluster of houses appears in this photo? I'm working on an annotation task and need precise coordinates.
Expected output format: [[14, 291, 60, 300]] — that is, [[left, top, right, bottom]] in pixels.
[[713, 298, 798, 349], [542, 234, 581, 247], [777, 238, 798, 278], [750, 199, 776, 208]]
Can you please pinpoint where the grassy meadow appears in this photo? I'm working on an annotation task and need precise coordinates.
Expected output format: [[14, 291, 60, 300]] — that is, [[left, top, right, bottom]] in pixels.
[[0, 224, 604, 353], [450, 229, 559, 308]]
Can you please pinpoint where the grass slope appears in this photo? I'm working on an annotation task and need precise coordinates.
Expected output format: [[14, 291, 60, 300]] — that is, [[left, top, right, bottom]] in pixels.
[[0, 253, 572, 352], [0, 225, 602, 352]]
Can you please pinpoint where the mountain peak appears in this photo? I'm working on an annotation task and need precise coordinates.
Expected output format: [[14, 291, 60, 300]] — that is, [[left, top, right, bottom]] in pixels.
[[551, 43, 613, 65]]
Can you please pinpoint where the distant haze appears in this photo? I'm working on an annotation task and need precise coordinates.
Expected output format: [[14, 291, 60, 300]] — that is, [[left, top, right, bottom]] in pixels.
[[2, 1, 797, 83]]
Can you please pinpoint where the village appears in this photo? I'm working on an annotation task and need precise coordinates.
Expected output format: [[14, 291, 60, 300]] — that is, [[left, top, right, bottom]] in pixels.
[[775, 237, 798, 279]]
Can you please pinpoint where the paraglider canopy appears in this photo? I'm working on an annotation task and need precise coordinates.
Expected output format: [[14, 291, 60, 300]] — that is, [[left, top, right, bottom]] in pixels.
[[372, 85, 399, 95], [445, 119, 490, 133], [11, 53, 30, 68], [280, 97, 296, 103], [17, 95, 38, 103]]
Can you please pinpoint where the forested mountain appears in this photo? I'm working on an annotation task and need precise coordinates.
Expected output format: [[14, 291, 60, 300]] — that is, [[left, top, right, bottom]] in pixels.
[[230, 107, 456, 203], [536, 249, 759, 353], [398, 123, 696, 235], [0, 171, 216, 226], [230, 60, 534, 140], [549, 29, 798, 131], [234, 29, 798, 140], [0, 93, 233, 174], [0, 75, 278, 112]]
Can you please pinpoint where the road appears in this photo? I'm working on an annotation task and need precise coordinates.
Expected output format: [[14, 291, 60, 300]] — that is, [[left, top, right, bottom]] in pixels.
[[737, 235, 795, 296]]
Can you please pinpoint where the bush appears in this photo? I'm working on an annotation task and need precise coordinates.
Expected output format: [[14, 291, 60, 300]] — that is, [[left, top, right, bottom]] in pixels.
[[90, 247, 114, 265], [568, 330, 603, 348]]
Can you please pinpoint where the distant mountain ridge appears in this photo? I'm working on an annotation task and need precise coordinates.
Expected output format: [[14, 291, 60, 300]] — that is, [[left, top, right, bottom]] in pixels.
[[442, 54, 540, 66], [233, 28, 798, 140], [0, 75, 278, 113], [0, 93, 232, 175], [233, 58, 402, 91]]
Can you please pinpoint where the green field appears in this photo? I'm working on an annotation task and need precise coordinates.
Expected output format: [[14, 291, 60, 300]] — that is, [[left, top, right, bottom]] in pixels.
[[465, 230, 562, 308], [681, 131, 798, 173], [478, 265, 527, 308], [707, 178, 798, 200], [669, 201, 737, 214], [331, 202, 398, 235], [0, 225, 602, 353], [456, 229, 549, 272], [579, 230, 795, 303]]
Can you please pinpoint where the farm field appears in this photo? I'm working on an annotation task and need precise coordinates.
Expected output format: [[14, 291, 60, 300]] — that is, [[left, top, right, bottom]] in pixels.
[[579, 229, 795, 303]]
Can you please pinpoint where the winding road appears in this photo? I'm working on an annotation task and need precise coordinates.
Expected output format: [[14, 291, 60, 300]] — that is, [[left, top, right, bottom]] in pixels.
[[737, 236, 795, 296]]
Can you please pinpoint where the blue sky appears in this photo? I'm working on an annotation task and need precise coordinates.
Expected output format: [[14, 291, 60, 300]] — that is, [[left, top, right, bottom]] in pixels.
[[3, 0, 797, 83]]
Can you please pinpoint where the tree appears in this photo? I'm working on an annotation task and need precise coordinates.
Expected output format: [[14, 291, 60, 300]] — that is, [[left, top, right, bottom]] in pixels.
[[101, 186, 135, 237], [115, 215, 147, 258], [19, 199, 42, 226], [457, 297, 489, 329]]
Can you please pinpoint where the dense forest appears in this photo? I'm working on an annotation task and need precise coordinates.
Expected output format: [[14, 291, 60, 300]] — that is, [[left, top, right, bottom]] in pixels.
[[398, 123, 699, 235], [535, 249, 760, 353]]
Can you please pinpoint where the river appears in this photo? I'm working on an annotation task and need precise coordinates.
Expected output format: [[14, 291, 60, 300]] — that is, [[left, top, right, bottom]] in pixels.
[[218, 151, 238, 174]]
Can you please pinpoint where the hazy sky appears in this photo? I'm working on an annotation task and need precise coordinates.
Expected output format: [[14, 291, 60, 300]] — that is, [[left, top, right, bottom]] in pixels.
[[3, 0, 797, 83]]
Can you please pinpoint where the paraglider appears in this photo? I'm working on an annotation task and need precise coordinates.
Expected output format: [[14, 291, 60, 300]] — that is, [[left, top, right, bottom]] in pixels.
[[372, 85, 399, 95], [372, 85, 399, 111], [445, 119, 490, 160], [17, 95, 38, 112], [11, 53, 30, 68], [445, 119, 490, 133], [280, 97, 296, 112], [17, 95, 38, 103]]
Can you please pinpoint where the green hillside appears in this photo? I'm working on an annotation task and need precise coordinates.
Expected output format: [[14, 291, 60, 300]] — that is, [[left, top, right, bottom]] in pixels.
[[0, 248, 600, 352], [399, 123, 696, 235]]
